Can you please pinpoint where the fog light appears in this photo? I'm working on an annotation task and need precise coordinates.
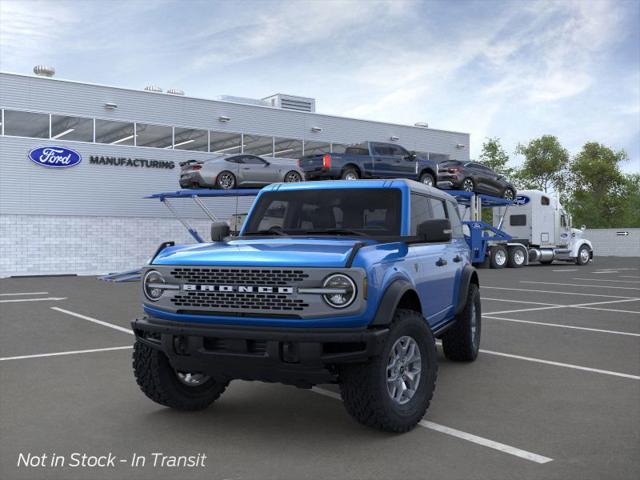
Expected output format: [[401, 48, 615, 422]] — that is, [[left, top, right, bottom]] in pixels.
[[322, 274, 356, 309]]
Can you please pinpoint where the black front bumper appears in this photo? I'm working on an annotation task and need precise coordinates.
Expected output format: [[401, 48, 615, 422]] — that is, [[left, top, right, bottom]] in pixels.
[[132, 317, 389, 387]]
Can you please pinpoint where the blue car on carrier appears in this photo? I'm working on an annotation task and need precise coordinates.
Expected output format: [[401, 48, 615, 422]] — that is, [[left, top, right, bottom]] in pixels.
[[132, 179, 481, 432]]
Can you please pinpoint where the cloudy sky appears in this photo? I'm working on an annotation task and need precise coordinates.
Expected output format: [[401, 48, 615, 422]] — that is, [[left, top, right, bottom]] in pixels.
[[1, 0, 638, 172]]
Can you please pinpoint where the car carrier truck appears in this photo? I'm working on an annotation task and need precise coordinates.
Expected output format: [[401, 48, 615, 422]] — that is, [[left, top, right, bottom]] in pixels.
[[488, 189, 593, 267]]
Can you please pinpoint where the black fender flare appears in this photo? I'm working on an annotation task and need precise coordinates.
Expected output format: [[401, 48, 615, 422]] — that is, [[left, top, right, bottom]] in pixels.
[[455, 264, 479, 315], [370, 279, 417, 327]]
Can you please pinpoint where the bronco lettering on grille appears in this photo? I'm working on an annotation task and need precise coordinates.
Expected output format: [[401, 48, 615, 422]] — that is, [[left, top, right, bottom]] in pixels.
[[182, 285, 295, 294]]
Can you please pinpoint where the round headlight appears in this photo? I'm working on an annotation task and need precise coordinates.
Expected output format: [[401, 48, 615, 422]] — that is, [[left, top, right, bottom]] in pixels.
[[143, 270, 165, 302], [322, 274, 356, 309]]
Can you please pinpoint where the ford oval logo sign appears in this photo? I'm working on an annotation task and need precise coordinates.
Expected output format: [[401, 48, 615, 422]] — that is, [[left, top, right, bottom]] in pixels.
[[28, 146, 82, 168], [514, 195, 530, 205]]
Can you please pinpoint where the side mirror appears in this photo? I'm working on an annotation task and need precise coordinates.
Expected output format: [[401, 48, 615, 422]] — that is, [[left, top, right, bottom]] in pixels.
[[416, 219, 452, 243], [211, 222, 230, 241], [581, 225, 586, 231], [406, 151, 417, 160]]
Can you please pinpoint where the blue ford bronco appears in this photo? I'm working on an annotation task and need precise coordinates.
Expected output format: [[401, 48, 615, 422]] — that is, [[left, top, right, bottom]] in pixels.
[[132, 179, 480, 432]]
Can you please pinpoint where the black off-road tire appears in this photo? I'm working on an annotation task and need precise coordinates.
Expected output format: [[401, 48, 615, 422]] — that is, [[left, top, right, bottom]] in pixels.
[[489, 245, 508, 269], [133, 341, 229, 410], [341, 167, 360, 180], [442, 283, 481, 361], [338, 309, 437, 433]]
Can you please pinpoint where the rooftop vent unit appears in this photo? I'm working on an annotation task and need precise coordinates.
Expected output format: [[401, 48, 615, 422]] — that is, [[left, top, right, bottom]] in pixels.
[[217, 95, 270, 107], [33, 65, 55, 77], [414, 122, 429, 128], [262, 94, 316, 113], [144, 85, 163, 93], [167, 88, 185, 96]]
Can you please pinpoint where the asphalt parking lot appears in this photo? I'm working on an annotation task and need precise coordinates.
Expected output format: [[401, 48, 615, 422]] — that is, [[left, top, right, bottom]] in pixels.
[[1, 257, 639, 480]]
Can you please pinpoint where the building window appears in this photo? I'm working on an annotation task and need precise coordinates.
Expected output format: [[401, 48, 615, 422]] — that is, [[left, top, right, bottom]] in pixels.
[[173, 127, 208, 151], [210, 131, 242, 154], [273, 137, 303, 159], [95, 119, 135, 145], [3, 110, 49, 138], [135, 123, 173, 149], [243, 134, 274, 156], [51, 114, 93, 142], [303, 140, 330, 156]]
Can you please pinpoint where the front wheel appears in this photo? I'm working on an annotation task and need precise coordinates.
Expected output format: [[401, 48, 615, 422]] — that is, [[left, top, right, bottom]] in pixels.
[[576, 245, 591, 265], [133, 341, 229, 410], [339, 309, 437, 433], [503, 188, 516, 201], [442, 283, 481, 361], [419, 172, 435, 187], [462, 178, 475, 192], [284, 170, 303, 183]]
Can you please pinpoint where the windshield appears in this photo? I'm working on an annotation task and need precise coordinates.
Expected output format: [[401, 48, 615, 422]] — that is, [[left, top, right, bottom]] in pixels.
[[243, 188, 402, 237]]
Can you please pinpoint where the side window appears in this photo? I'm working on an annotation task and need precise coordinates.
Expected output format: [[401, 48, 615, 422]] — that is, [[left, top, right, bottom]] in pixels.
[[226, 156, 243, 164], [446, 201, 464, 238], [410, 193, 432, 235], [561, 215, 567, 227], [373, 144, 392, 156], [510, 215, 527, 226], [541, 196, 550, 206], [389, 145, 409, 157], [242, 155, 266, 165], [429, 198, 448, 220]]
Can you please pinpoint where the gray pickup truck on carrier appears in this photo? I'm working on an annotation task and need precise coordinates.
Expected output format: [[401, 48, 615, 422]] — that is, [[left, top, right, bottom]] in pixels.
[[299, 141, 440, 187]]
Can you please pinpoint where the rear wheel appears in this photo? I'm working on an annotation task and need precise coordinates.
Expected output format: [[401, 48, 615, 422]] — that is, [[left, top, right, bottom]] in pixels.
[[284, 170, 302, 183], [442, 283, 481, 361], [507, 246, 526, 268], [419, 172, 435, 187], [341, 167, 359, 180], [490, 245, 508, 269], [462, 178, 475, 192], [339, 309, 437, 433], [576, 245, 591, 265], [216, 171, 236, 190], [133, 341, 229, 410], [503, 188, 515, 201]]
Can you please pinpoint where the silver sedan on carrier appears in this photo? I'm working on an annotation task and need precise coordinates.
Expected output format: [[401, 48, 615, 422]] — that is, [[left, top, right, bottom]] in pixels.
[[179, 154, 304, 189]]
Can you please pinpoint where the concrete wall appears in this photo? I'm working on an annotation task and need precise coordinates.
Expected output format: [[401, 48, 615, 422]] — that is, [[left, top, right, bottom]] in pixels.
[[587, 228, 640, 257]]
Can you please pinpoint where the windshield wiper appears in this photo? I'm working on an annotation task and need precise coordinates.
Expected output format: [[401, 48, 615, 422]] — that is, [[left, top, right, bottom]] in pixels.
[[303, 228, 367, 237]]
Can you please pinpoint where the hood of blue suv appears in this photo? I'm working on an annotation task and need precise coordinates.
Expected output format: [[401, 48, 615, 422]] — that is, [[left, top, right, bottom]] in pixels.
[[152, 238, 369, 268]]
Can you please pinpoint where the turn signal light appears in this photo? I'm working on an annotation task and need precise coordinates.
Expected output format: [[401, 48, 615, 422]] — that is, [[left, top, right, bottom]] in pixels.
[[191, 165, 202, 170], [323, 153, 331, 169], [448, 167, 460, 173]]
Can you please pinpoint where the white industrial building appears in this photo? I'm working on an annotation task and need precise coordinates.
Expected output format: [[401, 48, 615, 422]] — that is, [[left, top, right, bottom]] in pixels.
[[0, 69, 470, 277]]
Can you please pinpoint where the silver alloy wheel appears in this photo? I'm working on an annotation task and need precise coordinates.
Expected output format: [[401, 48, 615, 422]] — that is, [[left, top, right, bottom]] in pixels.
[[470, 302, 478, 347], [386, 336, 422, 405], [218, 172, 235, 189], [284, 171, 302, 183], [462, 179, 474, 192], [344, 172, 358, 180], [513, 248, 525, 265], [421, 175, 434, 186], [176, 372, 210, 386], [495, 248, 507, 266], [504, 189, 515, 200], [580, 246, 590, 263]]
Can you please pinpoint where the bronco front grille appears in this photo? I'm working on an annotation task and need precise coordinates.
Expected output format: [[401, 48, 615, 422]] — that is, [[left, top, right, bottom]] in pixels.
[[171, 292, 309, 311], [170, 267, 309, 286]]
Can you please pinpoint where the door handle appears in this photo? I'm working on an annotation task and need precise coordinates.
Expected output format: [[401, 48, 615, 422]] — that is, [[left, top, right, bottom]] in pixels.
[[436, 258, 447, 267], [242, 167, 250, 170], [453, 255, 462, 263]]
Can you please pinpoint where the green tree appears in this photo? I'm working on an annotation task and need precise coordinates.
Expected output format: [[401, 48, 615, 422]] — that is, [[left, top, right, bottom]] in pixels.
[[479, 137, 513, 176], [567, 142, 630, 228], [515, 135, 569, 193], [618, 174, 640, 227]]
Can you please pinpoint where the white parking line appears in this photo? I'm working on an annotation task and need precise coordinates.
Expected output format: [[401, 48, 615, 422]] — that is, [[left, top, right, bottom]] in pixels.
[[310, 387, 553, 464], [0, 346, 133, 362], [483, 297, 559, 307], [552, 269, 578, 272], [572, 278, 640, 284], [484, 298, 640, 316], [0, 292, 49, 296], [479, 349, 640, 380], [521, 281, 640, 291], [483, 286, 636, 299], [483, 305, 563, 315], [0, 297, 67, 303], [483, 315, 640, 337], [51, 307, 133, 335], [621, 276, 640, 279]]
